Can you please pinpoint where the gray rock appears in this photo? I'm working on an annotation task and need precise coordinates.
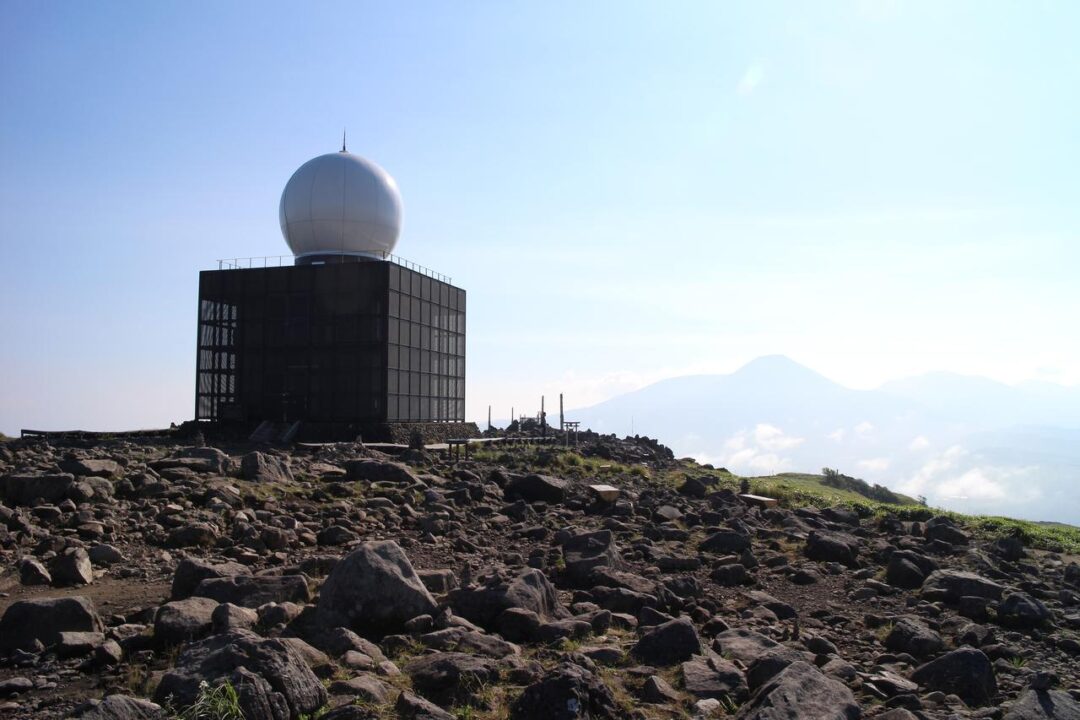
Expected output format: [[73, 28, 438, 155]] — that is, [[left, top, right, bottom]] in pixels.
[[19, 557, 51, 585], [682, 656, 748, 701], [241, 451, 293, 483], [805, 531, 860, 567], [745, 646, 816, 692], [193, 574, 310, 608], [345, 459, 419, 484], [153, 629, 326, 719], [504, 473, 567, 503], [417, 569, 458, 595], [910, 647, 997, 706], [171, 557, 252, 600], [405, 652, 501, 706], [0, 677, 33, 698], [632, 617, 703, 666], [154, 597, 219, 645], [642, 674, 681, 703], [166, 522, 219, 548], [1003, 689, 1080, 719], [735, 660, 860, 720], [318, 525, 359, 546], [211, 602, 259, 632], [72, 695, 165, 719], [328, 674, 390, 704], [883, 617, 943, 659], [449, 568, 564, 628], [711, 563, 749, 586], [0, 473, 75, 505], [88, 543, 126, 565], [509, 662, 621, 720], [921, 570, 1004, 603], [712, 628, 779, 665], [51, 546, 94, 586], [395, 690, 455, 720], [562, 530, 621, 585], [60, 458, 121, 478], [924, 516, 970, 545], [885, 550, 936, 589], [0, 595, 103, 651], [317, 540, 437, 635], [998, 592, 1052, 628], [699, 529, 751, 554]]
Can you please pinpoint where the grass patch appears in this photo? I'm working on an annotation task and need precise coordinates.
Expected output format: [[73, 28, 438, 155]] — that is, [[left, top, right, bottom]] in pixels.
[[164, 680, 244, 720], [671, 459, 1080, 554], [472, 446, 645, 480]]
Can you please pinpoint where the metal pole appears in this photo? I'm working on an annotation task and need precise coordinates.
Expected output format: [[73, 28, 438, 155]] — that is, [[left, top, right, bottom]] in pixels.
[[559, 393, 564, 432]]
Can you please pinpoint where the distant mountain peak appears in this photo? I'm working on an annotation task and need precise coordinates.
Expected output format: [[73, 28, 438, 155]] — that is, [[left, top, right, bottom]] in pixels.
[[732, 355, 838, 387]]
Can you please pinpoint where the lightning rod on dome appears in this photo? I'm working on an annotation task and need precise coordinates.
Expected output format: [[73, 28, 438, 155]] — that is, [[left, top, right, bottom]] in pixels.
[[341, 128, 347, 153]]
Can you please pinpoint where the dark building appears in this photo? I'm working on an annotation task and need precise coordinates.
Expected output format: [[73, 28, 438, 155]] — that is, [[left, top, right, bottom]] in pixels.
[[194, 146, 468, 441], [196, 259, 465, 437]]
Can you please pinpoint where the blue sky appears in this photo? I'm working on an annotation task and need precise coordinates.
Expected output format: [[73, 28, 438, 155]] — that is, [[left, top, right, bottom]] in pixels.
[[1, 0, 1078, 436]]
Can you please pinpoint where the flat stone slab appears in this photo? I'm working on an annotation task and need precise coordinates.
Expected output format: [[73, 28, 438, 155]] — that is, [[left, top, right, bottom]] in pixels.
[[739, 494, 778, 507], [589, 484, 620, 503]]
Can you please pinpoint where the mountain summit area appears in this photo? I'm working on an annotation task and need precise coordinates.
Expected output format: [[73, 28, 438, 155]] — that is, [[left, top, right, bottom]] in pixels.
[[0, 432, 1077, 719]]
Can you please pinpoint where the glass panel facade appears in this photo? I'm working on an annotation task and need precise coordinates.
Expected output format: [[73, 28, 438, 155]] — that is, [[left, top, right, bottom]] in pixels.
[[196, 260, 464, 424]]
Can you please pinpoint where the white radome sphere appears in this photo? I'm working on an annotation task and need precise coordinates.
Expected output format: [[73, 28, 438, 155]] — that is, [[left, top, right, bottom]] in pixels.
[[279, 151, 403, 260]]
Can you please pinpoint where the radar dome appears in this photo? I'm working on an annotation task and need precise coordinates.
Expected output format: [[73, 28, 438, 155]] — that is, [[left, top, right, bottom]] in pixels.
[[279, 150, 403, 262]]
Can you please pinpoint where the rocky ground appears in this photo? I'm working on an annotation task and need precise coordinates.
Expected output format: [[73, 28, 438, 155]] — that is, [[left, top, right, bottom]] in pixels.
[[0, 433, 1077, 719]]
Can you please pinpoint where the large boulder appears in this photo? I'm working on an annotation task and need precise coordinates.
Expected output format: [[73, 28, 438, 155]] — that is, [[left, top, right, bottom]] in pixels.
[[0, 596, 103, 651], [921, 570, 1004, 603], [193, 574, 310, 608], [50, 546, 94, 586], [153, 629, 326, 719], [317, 541, 437, 635], [632, 617, 703, 666], [997, 592, 1052, 628], [712, 629, 779, 665], [404, 652, 501, 707], [241, 451, 293, 484], [562, 530, 622, 585], [0, 473, 75, 505], [910, 647, 997, 706], [509, 662, 621, 720], [449, 568, 564, 628], [883, 617, 943, 659], [1003, 689, 1080, 719], [682, 656, 748, 701], [805, 531, 860, 567], [60, 458, 122, 478], [735, 661, 860, 720], [699, 529, 751, 554], [171, 557, 253, 600], [154, 597, 219, 645], [504, 474, 567, 503], [885, 550, 937, 589]]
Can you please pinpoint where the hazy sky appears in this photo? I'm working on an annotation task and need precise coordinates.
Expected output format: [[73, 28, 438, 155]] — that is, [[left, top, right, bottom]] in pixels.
[[1, 1, 1078, 436]]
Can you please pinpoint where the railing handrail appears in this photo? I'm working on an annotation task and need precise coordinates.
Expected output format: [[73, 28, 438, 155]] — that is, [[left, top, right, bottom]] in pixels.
[[214, 252, 452, 284]]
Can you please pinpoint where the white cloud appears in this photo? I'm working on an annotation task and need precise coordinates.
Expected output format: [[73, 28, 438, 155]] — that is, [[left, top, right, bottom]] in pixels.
[[935, 468, 1007, 501], [705, 424, 801, 476], [737, 63, 766, 95], [754, 423, 805, 451], [908, 435, 930, 451], [858, 457, 890, 472], [827, 428, 846, 442], [854, 421, 875, 436]]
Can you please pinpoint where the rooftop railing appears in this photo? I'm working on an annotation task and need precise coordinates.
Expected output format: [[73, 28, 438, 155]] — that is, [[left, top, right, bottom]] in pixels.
[[215, 252, 452, 284]]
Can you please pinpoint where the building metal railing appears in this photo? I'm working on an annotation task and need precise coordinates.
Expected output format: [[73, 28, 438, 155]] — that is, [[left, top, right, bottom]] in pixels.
[[215, 252, 452, 284]]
